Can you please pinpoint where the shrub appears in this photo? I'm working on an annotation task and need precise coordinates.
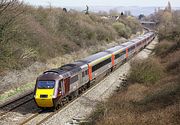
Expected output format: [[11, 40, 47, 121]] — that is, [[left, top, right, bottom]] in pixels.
[[154, 40, 174, 57], [0, 5, 118, 72], [166, 50, 180, 73], [122, 16, 142, 34], [87, 103, 106, 125], [0, 3, 142, 74], [129, 58, 164, 84], [112, 22, 132, 38]]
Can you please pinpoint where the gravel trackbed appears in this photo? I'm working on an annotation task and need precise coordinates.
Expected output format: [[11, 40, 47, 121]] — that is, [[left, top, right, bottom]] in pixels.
[[0, 38, 158, 125], [43, 38, 158, 125]]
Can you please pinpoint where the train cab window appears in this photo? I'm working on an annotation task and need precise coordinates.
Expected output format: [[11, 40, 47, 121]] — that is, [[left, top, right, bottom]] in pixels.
[[37, 81, 55, 89]]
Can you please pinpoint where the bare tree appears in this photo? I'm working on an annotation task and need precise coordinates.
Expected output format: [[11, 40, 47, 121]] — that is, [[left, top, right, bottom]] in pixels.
[[0, 0, 25, 44]]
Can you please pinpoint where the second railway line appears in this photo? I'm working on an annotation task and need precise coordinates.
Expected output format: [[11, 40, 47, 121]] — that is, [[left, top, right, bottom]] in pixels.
[[0, 32, 157, 125]]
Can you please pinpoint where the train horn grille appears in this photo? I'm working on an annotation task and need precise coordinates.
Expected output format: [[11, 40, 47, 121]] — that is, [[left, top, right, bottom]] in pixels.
[[40, 94, 48, 98]]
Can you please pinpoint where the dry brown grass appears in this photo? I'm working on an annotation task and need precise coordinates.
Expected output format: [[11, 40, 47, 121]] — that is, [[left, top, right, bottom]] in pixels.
[[165, 50, 180, 74], [87, 76, 180, 125]]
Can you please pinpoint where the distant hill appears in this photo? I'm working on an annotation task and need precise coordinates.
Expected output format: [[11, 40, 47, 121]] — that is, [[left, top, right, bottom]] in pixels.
[[65, 6, 180, 16]]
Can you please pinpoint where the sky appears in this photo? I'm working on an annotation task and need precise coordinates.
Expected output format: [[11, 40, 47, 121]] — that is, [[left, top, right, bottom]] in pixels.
[[22, 0, 180, 7]]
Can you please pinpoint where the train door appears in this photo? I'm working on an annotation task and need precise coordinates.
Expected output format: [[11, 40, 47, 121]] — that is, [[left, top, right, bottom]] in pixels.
[[82, 69, 89, 85], [58, 80, 63, 96], [88, 64, 92, 81], [63, 77, 70, 95], [126, 48, 128, 60], [79, 71, 82, 86], [111, 54, 115, 66]]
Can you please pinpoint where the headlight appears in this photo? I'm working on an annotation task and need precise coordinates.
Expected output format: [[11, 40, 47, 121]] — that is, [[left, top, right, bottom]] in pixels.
[[34, 95, 38, 98], [49, 95, 53, 97], [49, 95, 56, 98]]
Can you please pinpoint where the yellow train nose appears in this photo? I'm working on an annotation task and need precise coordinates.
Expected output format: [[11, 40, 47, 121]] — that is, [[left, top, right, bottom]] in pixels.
[[35, 89, 54, 107], [35, 98, 54, 107]]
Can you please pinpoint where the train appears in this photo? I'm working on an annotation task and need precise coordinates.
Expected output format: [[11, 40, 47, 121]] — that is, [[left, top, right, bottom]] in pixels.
[[34, 32, 156, 109]]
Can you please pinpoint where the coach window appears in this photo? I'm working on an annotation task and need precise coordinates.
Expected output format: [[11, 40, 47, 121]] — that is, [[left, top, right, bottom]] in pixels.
[[92, 58, 111, 72], [70, 75, 78, 84], [115, 53, 120, 59], [123, 50, 126, 55]]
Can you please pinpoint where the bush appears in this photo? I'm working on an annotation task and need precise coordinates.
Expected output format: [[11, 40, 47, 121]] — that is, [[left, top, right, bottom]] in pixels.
[[0, 5, 118, 73], [129, 58, 164, 84], [122, 16, 142, 34], [154, 40, 176, 57], [112, 22, 132, 38], [87, 103, 106, 125], [166, 50, 180, 73], [0, 3, 142, 73]]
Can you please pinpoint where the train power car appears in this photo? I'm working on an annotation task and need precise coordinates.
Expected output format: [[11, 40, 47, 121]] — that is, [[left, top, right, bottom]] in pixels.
[[34, 32, 156, 109]]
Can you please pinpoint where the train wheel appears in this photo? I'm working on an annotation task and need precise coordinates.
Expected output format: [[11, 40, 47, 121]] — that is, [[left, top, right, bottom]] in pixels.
[[55, 104, 61, 110], [68, 95, 73, 101], [41, 107, 46, 110], [87, 82, 91, 88]]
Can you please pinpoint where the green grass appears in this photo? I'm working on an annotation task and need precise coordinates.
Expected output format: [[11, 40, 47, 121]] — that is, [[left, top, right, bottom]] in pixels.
[[0, 82, 35, 101]]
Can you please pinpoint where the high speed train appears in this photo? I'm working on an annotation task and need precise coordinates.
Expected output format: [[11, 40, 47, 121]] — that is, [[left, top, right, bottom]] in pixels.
[[34, 32, 155, 109]]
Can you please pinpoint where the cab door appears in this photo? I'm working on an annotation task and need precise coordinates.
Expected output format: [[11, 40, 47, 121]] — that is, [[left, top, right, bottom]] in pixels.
[[64, 77, 70, 95]]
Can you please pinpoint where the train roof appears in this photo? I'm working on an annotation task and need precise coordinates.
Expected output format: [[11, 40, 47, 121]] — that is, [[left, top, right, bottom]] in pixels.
[[104, 45, 126, 53], [81, 51, 110, 63], [60, 64, 80, 71], [144, 33, 151, 36], [121, 41, 135, 47], [43, 63, 81, 78], [43, 68, 66, 75], [144, 32, 154, 36], [136, 36, 144, 40], [72, 61, 88, 68], [130, 38, 142, 43]]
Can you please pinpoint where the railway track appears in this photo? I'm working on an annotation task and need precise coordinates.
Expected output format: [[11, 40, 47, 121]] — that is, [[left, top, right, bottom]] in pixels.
[[19, 87, 93, 125], [19, 98, 78, 125], [0, 54, 134, 125], [0, 91, 33, 119], [0, 69, 116, 125], [19, 94, 83, 125], [17, 58, 131, 125], [18, 71, 114, 125]]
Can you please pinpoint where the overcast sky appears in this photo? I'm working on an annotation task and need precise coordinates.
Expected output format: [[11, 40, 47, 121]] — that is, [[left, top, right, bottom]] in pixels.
[[22, 0, 180, 7]]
